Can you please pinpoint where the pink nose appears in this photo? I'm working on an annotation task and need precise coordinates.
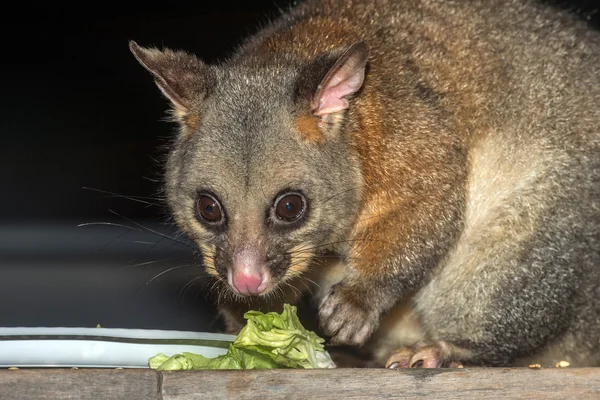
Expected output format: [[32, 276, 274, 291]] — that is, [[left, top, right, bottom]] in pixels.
[[232, 272, 266, 296]]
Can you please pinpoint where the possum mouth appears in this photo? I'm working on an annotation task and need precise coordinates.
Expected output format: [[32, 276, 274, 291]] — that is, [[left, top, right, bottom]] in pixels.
[[208, 242, 321, 297], [218, 249, 296, 297], [246, 254, 322, 298]]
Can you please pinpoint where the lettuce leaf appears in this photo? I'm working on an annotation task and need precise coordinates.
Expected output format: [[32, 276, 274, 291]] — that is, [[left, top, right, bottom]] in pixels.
[[149, 304, 336, 370]]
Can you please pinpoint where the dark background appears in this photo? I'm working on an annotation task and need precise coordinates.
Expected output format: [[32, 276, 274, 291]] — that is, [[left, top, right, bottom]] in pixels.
[[0, 1, 598, 331]]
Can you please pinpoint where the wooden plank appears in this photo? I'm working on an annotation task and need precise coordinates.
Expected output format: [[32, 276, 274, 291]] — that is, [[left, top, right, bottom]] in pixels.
[[160, 368, 600, 400], [0, 367, 599, 399], [0, 369, 160, 400]]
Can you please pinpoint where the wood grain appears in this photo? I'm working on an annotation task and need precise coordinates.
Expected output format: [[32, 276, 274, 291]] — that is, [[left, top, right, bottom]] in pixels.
[[161, 367, 600, 400], [0, 368, 159, 400], [1, 367, 599, 400]]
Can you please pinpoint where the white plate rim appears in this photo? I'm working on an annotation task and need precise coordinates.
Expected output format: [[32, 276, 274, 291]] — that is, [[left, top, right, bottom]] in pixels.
[[0, 327, 237, 368]]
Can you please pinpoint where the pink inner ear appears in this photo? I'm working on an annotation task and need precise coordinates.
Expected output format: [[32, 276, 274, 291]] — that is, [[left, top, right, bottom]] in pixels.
[[313, 63, 366, 116]]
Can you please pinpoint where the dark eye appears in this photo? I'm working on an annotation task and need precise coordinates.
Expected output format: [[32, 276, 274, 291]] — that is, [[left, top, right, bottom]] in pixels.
[[274, 192, 306, 222], [196, 194, 224, 224]]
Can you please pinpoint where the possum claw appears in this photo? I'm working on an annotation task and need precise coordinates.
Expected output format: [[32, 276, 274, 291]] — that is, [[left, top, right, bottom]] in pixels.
[[386, 341, 464, 369], [318, 282, 380, 346]]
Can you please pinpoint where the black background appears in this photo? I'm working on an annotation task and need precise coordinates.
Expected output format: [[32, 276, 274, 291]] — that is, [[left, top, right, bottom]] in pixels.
[[0, 1, 598, 332]]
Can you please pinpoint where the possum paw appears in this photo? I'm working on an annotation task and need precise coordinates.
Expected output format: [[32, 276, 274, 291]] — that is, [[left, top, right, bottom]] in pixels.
[[385, 341, 465, 369], [318, 282, 380, 346]]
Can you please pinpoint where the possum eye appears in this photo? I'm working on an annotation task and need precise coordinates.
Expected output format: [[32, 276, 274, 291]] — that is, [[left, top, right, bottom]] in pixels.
[[196, 194, 224, 224], [274, 192, 306, 222]]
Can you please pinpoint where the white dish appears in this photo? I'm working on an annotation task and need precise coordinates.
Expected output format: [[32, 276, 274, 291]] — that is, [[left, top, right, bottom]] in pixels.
[[0, 327, 236, 368]]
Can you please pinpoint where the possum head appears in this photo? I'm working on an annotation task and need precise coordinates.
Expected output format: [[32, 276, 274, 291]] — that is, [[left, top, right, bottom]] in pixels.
[[130, 40, 369, 297]]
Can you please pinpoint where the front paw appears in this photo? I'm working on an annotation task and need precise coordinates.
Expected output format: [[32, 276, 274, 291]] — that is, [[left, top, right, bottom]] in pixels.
[[318, 282, 380, 346]]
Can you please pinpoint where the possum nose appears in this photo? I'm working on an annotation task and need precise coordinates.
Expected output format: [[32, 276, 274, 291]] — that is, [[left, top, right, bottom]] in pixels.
[[229, 248, 269, 296], [232, 272, 266, 296]]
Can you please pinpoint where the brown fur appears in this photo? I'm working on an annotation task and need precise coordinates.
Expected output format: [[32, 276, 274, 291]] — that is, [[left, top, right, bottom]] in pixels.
[[295, 114, 325, 142], [183, 113, 202, 134]]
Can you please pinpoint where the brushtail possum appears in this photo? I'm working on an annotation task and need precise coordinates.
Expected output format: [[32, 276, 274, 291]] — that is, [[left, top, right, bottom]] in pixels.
[[129, 0, 600, 368]]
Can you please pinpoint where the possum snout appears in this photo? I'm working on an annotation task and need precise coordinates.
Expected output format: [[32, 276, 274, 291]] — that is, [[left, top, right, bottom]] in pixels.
[[228, 248, 271, 296]]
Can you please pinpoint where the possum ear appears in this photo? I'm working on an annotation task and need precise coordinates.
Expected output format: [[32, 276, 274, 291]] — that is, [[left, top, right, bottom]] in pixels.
[[129, 40, 214, 122], [293, 42, 369, 142], [310, 41, 369, 116]]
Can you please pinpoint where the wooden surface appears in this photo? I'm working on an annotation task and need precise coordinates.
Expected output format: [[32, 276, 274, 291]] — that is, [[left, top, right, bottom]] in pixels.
[[1, 367, 599, 400]]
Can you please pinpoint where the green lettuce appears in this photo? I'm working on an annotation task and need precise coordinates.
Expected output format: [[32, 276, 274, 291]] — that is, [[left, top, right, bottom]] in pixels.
[[149, 304, 336, 370]]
